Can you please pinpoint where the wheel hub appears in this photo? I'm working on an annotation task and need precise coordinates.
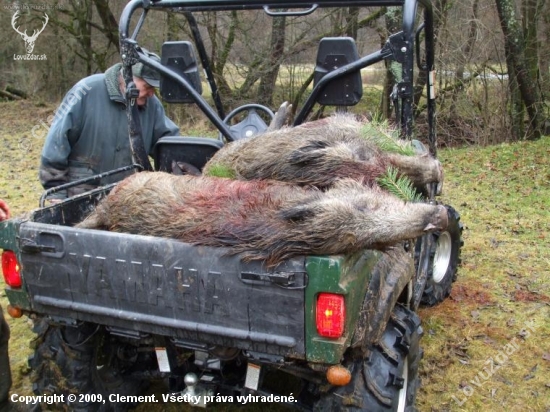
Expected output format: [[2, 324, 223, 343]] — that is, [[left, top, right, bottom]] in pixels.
[[432, 232, 452, 283], [396, 358, 409, 412]]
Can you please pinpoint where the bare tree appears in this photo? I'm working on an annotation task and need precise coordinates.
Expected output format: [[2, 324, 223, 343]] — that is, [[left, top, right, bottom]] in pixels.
[[540, 0, 550, 93], [256, 15, 286, 106], [43, 0, 122, 74], [495, 0, 545, 140], [450, 0, 480, 106], [92, 0, 119, 53]]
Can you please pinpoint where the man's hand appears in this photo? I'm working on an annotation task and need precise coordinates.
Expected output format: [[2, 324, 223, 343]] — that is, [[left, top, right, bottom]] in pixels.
[[0, 199, 10, 222]]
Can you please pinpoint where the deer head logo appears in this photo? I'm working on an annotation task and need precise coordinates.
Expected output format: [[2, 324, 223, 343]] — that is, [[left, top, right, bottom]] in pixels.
[[12, 11, 49, 54]]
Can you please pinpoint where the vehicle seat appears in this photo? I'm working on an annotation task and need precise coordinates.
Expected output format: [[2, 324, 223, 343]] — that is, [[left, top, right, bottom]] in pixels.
[[153, 136, 223, 174]]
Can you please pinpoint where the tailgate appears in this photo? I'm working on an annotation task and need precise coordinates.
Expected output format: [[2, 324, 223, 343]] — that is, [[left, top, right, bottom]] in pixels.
[[18, 222, 307, 357]]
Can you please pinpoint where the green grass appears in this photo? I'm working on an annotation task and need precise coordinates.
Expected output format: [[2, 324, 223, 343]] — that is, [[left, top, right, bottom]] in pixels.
[[1, 100, 549, 411], [0, 100, 47, 399], [417, 138, 550, 411]]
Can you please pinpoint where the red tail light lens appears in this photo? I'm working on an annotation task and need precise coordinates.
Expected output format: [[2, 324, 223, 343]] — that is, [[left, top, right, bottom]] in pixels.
[[316, 293, 345, 338], [2, 251, 22, 288]]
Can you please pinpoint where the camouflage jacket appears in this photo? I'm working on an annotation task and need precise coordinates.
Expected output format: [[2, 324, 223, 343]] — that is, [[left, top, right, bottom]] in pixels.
[[39, 63, 180, 198]]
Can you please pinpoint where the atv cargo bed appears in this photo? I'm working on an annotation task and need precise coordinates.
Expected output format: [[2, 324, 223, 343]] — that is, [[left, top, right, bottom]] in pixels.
[[18, 220, 307, 357]]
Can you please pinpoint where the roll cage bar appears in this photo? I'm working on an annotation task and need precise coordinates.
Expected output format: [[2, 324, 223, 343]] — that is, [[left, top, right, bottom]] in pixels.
[[119, 0, 436, 151]]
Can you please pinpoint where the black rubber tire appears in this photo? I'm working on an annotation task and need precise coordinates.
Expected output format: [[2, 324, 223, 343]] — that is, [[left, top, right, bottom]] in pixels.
[[314, 305, 423, 412], [28, 319, 145, 411], [417, 204, 464, 307]]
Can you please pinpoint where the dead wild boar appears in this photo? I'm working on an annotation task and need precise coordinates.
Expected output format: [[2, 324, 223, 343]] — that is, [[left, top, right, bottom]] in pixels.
[[203, 114, 442, 191], [78, 172, 448, 266]]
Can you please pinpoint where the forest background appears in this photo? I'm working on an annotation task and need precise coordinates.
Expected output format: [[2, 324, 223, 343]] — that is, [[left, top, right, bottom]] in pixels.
[[0, 0, 549, 144]]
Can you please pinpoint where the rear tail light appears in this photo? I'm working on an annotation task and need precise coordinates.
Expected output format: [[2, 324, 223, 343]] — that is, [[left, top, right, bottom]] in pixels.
[[2, 250, 22, 288], [316, 293, 345, 338]]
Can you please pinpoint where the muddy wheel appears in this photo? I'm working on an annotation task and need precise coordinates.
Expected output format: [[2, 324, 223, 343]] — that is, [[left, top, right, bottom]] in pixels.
[[417, 205, 464, 306], [28, 319, 146, 411], [314, 305, 423, 412]]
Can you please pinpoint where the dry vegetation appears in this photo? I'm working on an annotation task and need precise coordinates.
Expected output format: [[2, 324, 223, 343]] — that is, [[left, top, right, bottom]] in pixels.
[[1, 99, 549, 411]]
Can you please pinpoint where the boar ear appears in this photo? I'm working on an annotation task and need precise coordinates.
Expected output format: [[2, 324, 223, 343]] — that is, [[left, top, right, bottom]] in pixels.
[[288, 140, 330, 165], [280, 204, 316, 222]]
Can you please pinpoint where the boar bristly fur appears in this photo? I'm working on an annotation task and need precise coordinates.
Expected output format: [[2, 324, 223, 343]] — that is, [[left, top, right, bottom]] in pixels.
[[78, 172, 448, 266], [203, 114, 442, 190]]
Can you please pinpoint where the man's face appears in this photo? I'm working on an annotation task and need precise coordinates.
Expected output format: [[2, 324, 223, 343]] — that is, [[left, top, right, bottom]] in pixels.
[[133, 76, 156, 106]]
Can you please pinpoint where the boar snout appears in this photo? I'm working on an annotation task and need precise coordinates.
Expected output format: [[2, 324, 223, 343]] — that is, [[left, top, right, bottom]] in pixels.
[[423, 205, 448, 232]]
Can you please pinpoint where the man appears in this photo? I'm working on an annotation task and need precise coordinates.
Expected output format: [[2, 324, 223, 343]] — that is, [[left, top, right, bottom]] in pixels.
[[39, 51, 180, 199], [0, 199, 14, 412]]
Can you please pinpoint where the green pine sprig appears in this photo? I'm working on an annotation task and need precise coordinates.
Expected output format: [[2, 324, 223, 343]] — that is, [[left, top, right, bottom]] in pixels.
[[360, 122, 416, 156], [377, 166, 422, 202], [203, 163, 236, 179]]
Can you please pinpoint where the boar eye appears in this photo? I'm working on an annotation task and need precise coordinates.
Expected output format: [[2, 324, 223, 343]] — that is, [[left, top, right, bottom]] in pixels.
[[356, 204, 370, 213]]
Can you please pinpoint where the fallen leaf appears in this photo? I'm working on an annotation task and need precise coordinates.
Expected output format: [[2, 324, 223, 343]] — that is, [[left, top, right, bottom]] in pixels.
[[519, 329, 531, 339], [483, 337, 496, 345], [523, 364, 538, 380]]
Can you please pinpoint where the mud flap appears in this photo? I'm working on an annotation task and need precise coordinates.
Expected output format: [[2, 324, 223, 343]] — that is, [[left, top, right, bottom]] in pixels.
[[351, 245, 415, 352]]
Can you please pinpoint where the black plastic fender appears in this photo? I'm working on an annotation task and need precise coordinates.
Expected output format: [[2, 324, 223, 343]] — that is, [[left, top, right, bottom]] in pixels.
[[351, 245, 415, 354]]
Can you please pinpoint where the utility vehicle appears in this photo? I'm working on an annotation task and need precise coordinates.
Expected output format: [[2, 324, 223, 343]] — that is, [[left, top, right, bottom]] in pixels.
[[1, 0, 462, 410]]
